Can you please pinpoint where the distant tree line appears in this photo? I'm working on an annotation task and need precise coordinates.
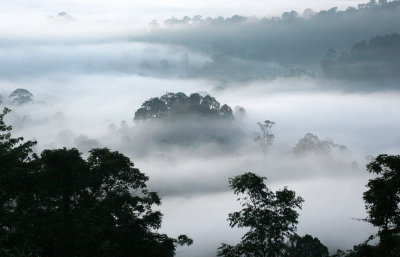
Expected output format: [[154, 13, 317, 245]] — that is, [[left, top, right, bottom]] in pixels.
[[160, 0, 400, 26], [142, 0, 400, 82], [321, 33, 400, 81]]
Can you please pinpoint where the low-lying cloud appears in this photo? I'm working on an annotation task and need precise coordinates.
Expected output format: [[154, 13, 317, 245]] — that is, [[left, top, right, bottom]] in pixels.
[[1, 1, 398, 255], [134, 1, 400, 82]]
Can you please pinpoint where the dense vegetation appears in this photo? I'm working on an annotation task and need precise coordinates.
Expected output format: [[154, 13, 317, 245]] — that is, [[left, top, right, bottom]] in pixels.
[[0, 108, 192, 257], [1, 107, 399, 256], [134, 92, 234, 121], [140, 0, 400, 78]]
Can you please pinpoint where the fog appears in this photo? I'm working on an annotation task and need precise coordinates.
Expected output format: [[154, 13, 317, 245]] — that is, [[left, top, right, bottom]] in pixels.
[[2, 76, 399, 255], [1, 0, 399, 256], [135, 1, 400, 82]]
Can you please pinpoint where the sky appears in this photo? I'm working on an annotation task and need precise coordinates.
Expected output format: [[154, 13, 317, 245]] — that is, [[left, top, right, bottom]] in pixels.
[[1, 0, 399, 256], [0, 0, 368, 43], [1, 0, 365, 19]]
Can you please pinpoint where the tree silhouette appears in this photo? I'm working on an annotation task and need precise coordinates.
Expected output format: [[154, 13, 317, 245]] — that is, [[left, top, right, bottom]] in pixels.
[[285, 234, 329, 257], [363, 154, 400, 255], [255, 120, 275, 153], [0, 108, 192, 257], [217, 172, 303, 257], [324, 154, 400, 257], [0, 107, 40, 257]]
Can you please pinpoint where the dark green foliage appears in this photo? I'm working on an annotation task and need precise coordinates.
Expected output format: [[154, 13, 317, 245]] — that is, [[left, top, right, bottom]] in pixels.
[[0, 107, 40, 257], [0, 108, 192, 257], [134, 92, 234, 121], [364, 154, 400, 235], [363, 154, 400, 255], [341, 238, 400, 257], [345, 243, 378, 257], [332, 154, 400, 257], [217, 172, 304, 257], [329, 249, 347, 257], [329, 240, 397, 257], [286, 234, 329, 257]]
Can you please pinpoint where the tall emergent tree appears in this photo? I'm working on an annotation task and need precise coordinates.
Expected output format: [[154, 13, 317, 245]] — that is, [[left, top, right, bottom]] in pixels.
[[255, 120, 275, 153], [363, 154, 400, 255], [0, 108, 192, 257], [217, 172, 304, 257]]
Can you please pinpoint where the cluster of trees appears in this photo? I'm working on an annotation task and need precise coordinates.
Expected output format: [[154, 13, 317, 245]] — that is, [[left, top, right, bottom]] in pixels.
[[0, 108, 192, 257], [293, 133, 348, 155], [134, 92, 234, 121], [255, 125, 348, 156], [321, 33, 400, 81], [217, 159, 400, 257], [1, 107, 399, 256]]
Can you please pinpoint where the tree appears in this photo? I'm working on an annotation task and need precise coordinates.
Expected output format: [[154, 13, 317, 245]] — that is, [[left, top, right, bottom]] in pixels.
[[134, 97, 168, 121], [0, 108, 192, 257], [325, 154, 400, 257], [363, 154, 400, 255], [0, 107, 39, 257], [217, 172, 304, 257], [8, 88, 33, 105], [201, 95, 220, 115], [292, 133, 347, 155], [220, 104, 234, 119], [285, 234, 329, 257], [255, 120, 275, 153]]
